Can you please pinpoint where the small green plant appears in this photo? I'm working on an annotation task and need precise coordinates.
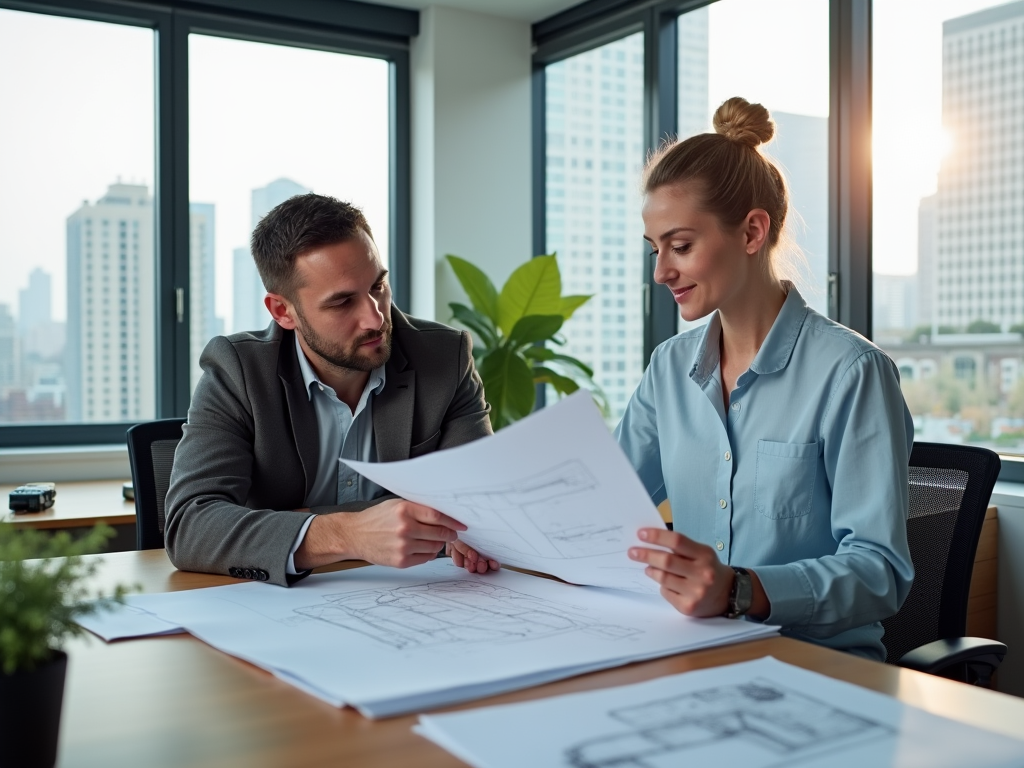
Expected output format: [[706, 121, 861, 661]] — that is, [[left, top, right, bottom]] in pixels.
[[446, 253, 606, 430], [0, 524, 130, 675]]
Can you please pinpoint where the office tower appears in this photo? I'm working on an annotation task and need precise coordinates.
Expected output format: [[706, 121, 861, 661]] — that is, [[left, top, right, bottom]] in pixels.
[[917, 194, 937, 329], [0, 304, 15, 390], [232, 177, 309, 333], [189, 202, 217, 390], [545, 35, 646, 420], [933, 1, 1024, 332], [677, 6, 709, 140], [18, 268, 51, 336], [770, 112, 828, 316], [873, 273, 918, 334], [66, 183, 155, 422]]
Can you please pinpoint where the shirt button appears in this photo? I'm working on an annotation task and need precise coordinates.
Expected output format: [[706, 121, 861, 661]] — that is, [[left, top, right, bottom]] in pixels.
[[724, 451, 731, 461], [731, 402, 741, 412], [346, 479, 353, 487], [716, 541, 724, 551], [719, 499, 727, 509], [318, 384, 324, 392]]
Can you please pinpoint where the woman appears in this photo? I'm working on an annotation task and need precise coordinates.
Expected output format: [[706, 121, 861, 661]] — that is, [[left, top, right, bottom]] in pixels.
[[619, 97, 914, 661]]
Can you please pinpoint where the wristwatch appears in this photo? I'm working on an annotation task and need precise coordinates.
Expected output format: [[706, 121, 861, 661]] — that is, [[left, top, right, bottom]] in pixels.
[[725, 567, 752, 619]]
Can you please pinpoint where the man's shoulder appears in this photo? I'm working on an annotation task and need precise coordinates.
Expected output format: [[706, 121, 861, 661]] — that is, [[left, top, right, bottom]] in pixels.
[[392, 310, 466, 350]]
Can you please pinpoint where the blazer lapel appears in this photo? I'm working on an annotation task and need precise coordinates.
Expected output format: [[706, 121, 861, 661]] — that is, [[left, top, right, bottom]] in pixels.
[[374, 330, 414, 462], [277, 329, 319, 500]]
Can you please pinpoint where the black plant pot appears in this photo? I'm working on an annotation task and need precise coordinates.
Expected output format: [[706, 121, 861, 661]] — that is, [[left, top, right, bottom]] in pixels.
[[0, 650, 68, 768]]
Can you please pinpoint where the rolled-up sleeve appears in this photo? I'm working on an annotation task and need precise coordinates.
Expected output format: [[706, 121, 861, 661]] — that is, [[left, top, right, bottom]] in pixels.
[[756, 350, 915, 637]]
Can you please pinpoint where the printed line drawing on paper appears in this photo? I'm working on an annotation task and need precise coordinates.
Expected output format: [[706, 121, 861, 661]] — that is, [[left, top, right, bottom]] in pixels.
[[426, 461, 626, 561], [293, 580, 642, 651], [565, 678, 895, 768]]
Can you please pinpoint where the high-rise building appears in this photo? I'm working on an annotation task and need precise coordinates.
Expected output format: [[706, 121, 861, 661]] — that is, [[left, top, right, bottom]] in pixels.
[[66, 183, 155, 422], [18, 268, 51, 336], [917, 194, 938, 329], [933, 1, 1024, 332], [873, 273, 918, 334], [189, 202, 217, 390], [677, 7, 709, 141], [769, 112, 829, 316], [232, 177, 309, 333], [0, 304, 16, 390], [545, 35, 646, 420]]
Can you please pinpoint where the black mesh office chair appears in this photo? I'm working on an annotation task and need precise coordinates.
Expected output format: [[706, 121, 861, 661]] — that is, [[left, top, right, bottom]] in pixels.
[[126, 418, 186, 550], [882, 442, 1006, 686]]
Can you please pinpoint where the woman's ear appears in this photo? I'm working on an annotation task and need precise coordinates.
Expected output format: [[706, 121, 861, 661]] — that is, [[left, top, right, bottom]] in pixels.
[[743, 209, 771, 255]]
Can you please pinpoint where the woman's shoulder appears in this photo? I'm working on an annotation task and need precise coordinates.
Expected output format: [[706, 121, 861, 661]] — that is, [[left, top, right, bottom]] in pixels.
[[801, 305, 891, 362]]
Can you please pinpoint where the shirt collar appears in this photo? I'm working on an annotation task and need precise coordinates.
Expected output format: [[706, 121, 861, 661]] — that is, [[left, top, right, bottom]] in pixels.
[[689, 282, 809, 384], [293, 332, 386, 402]]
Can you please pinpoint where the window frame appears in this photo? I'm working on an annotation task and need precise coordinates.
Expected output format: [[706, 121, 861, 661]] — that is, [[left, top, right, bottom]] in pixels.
[[0, 0, 415, 447]]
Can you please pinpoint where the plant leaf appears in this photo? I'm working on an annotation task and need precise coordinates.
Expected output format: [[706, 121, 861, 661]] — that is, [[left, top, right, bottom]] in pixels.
[[559, 294, 592, 320], [533, 366, 580, 396], [508, 314, 563, 349], [546, 353, 595, 380], [523, 346, 555, 362], [479, 347, 536, 430], [446, 255, 499, 324], [448, 302, 498, 349], [497, 255, 563, 336]]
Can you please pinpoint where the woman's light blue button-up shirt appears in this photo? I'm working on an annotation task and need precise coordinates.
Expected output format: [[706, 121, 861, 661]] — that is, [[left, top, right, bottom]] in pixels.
[[614, 287, 915, 660]]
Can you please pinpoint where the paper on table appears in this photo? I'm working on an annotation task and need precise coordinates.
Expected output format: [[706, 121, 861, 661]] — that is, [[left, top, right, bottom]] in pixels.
[[416, 656, 1024, 768], [116, 560, 777, 718], [342, 391, 665, 593], [75, 601, 184, 641]]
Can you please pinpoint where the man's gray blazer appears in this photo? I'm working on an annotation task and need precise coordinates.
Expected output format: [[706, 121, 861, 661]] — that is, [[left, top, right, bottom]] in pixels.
[[164, 308, 492, 586]]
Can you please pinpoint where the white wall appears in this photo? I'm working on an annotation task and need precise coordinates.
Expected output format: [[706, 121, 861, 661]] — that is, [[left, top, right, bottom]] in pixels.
[[410, 5, 533, 322], [992, 484, 1024, 696]]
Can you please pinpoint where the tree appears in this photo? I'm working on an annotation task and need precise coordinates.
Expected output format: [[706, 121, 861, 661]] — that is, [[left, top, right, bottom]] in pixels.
[[966, 319, 1001, 334]]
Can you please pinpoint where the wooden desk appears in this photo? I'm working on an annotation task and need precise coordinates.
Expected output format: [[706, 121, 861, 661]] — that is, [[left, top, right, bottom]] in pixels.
[[56, 550, 1024, 768], [1, 479, 135, 530]]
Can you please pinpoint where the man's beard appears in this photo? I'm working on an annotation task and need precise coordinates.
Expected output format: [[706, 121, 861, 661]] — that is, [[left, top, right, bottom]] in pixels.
[[295, 309, 393, 373]]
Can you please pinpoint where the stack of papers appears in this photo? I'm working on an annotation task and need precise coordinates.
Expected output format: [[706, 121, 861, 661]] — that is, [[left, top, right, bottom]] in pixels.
[[79, 560, 777, 718], [344, 391, 668, 594], [416, 656, 1024, 768]]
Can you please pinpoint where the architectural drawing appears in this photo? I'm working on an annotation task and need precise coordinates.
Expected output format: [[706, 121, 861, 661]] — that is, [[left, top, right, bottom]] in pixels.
[[565, 678, 894, 768], [434, 461, 626, 561], [295, 579, 641, 650]]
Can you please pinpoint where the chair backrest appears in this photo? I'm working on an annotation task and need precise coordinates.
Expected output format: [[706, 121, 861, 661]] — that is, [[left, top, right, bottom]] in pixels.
[[881, 442, 1001, 664], [126, 418, 186, 550]]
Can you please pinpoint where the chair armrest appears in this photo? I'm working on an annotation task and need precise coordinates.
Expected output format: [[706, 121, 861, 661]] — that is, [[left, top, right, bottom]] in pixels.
[[899, 637, 1007, 684]]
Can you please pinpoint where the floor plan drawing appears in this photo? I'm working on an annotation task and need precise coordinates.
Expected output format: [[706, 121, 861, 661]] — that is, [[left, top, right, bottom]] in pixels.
[[433, 461, 627, 561], [294, 579, 642, 651], [565, 678, 894, 768]]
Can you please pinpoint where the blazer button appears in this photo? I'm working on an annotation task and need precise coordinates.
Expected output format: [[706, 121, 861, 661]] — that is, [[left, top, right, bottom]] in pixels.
[[243, 568, 253, 579], [258, 570, 269, 581], [228, 567, 237, 577]]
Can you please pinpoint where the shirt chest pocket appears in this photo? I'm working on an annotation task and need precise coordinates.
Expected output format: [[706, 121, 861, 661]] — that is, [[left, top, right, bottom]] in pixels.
[[753, 439, 820, 520]]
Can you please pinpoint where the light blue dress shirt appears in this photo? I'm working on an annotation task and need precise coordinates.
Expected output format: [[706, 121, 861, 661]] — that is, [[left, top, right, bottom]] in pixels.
[[286, 334, 387, 574], [614, 286, 915, 660]]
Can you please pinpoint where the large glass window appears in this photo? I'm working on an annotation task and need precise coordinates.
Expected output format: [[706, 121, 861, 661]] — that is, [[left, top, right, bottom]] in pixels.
[[873, 1, 1024, 452], [0, 9, 156, 424], [188, 35, 390, 391], [544, 32, 646, 423], [676, 0, 830, 327]]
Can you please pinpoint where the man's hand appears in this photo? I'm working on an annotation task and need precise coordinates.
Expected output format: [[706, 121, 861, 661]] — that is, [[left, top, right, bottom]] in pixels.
[[294, 499, 466, 571], [628, 528, 767, 619], [446, 539, 500, 573]]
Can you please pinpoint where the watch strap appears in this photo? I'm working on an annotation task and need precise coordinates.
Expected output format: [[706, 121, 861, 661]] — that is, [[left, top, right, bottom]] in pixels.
[[726, 566, 752, 619]]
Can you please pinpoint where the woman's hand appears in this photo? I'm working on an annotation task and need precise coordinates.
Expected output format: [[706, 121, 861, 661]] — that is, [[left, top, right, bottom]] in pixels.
[[628, 528, 736, 617], [447, 539, 500, 573]]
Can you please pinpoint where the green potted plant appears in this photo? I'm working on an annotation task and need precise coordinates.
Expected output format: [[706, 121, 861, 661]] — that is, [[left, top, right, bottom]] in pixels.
[[0, 524, 128, 768], [446, 253, 607, 430]]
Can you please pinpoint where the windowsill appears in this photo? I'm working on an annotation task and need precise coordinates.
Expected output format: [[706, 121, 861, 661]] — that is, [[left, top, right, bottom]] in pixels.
[[0, 444, 130, 484], [992, 480, 1024, 508]]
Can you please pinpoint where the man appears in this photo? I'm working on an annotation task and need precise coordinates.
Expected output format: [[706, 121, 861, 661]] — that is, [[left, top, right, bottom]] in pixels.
[[165, 194, 497, 585]]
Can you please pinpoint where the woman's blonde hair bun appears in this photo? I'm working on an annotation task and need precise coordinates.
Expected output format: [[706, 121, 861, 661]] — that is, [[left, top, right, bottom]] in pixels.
[[712, 96, 775, 148]]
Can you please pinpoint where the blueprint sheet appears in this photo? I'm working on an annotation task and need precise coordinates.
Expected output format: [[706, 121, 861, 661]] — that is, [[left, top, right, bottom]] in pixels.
[[416, 656, 1024, 768], [77, 560, 776, 718], [343, 391, 666, 593]]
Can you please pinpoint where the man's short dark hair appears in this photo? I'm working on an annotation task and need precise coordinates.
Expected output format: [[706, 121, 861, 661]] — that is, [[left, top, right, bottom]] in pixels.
[[250, 193, 373, 297]]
